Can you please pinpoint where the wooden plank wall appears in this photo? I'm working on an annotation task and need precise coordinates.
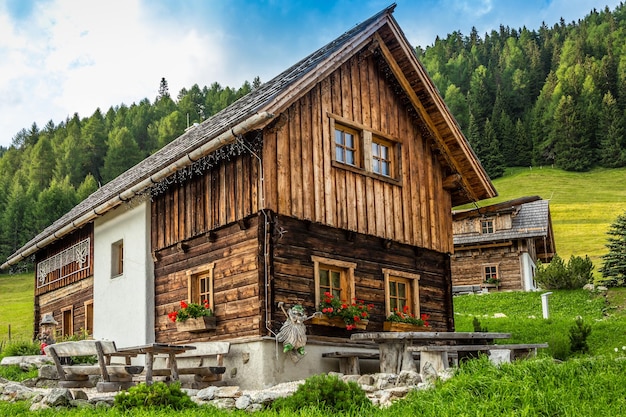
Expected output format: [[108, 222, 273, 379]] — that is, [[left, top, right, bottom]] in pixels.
[[271, 215, 453, 334], [151, 153, 259, 252], [263, 53, 453, 254], [451, 246, 523, 291], [36, 277, 94, 338], [154, 217, 263, 343]]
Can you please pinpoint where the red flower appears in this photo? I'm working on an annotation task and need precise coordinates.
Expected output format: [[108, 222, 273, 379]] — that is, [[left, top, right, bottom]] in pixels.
[[346, 324, 355, 330], [361, 311, 368, 318], [403, 305, 410, 313], [353, 316, 360, 322], [204, 303, 210, 309], [168, 311, 178, 322], [327, 307, 333, 313], [180, 300, 188, 309], [342, 304, 348, 309]]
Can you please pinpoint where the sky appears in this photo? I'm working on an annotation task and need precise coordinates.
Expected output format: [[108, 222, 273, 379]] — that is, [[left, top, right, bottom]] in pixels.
[[0, 0, 621, 148]]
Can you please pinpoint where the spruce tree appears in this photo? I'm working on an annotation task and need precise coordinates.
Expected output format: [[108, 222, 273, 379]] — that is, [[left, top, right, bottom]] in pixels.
[[599, 211, 626, 287]]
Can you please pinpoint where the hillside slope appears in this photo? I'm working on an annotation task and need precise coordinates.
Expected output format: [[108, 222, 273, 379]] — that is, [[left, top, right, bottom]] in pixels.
[[461, 167, 626, 270]]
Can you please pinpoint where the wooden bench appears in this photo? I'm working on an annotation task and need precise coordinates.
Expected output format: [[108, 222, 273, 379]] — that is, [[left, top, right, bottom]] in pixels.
[[408, 343, 548, 373], [322, 351, 380, 375], [44, 340, 144, 392], [151, 342, 230, 388], [322, 350, 433, 375]]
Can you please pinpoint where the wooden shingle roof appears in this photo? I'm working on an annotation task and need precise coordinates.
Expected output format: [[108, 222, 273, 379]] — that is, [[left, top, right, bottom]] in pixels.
[[4, 4, 496, 267], [453, 197, 556, 259]]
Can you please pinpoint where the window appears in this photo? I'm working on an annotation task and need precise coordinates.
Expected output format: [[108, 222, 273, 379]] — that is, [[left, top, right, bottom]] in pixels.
[[186, 263, 215, 309], [61, 306, 73, 337], [383, 269, 420, 317], [330, 114, 400, 181], [84, 301, 93, 336], [111, 240, 124, 277], [334, 124, 359, 166], [372, 139, 392, 177], [312, 256, 356, 308], [484, 265, 498, 281], [481, 219, 494, 234]]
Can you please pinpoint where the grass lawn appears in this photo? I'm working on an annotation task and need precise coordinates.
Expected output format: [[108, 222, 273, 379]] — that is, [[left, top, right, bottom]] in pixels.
[[0, 272, 33, 342]]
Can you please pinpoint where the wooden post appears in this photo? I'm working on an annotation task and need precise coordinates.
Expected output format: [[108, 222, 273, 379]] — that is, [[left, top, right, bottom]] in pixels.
[[8, 324, 11, 341]]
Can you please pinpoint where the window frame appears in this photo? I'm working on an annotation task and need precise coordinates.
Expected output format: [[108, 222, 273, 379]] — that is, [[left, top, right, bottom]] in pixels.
[[483, 264, 499, 281], [111, 240, 124, 278], [329, 113, 401, 184], [481, 219, 495, 234], [312, 255, 356, 309], [186, 263, 215, 310], [370, 136, 395, 178], [382, 268, 420, 317], [334, 123, 360, 167], [61, 306, 74, 337], [84, 300, 93, 336]]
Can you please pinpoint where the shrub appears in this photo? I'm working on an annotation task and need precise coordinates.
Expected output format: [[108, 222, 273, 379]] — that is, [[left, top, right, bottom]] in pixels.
[[271, 373, 371, 413], [0, 340, 40, 359], [0, 364, 38, 381], [535, 254, 594, 289], [569, 316, 592, 354], [472, 316, 488, 332], [114, 382, 196, 411]]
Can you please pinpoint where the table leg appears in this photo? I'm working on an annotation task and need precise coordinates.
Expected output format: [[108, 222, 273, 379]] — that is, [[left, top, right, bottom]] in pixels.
[[379, 343, 417, 374], [168, 352, 179, 381], [145, 352, 154, 386]]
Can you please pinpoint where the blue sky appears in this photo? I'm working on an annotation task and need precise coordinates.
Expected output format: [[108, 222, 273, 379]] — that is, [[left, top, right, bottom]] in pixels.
[[0, 0, 620, 147]]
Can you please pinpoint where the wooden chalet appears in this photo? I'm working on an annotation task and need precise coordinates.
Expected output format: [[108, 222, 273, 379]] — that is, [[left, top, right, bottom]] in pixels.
[[3, 5, 496, 387], [451, 196, 556, 292]]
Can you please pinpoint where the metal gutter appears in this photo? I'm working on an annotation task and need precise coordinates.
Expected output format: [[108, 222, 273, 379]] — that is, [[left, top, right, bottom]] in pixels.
[[1, 111, 274, 269]]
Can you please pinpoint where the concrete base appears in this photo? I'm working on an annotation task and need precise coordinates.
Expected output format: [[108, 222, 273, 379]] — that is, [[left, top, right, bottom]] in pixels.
[[214, 338, 378, 390]]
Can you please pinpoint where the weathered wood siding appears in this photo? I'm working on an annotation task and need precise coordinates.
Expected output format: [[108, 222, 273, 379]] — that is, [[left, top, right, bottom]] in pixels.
[[271, 216, 454, 333], [451, 244, 524, 291], [154, 216, 262, 343], [36, 277, 93, 338], [263, 52, 453, 254], [151, 153, 260, 252]]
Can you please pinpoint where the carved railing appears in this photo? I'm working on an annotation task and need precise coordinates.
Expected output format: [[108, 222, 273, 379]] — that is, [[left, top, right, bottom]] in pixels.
[[37, 238, 90, 288]]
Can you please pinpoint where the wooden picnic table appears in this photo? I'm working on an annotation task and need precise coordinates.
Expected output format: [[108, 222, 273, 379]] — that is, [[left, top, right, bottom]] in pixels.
[[116, 343, 196, 385], [350, 331, 511, 374]]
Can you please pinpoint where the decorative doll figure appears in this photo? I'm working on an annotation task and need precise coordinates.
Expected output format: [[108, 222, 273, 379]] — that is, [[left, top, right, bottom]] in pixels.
[[38, 313, 58, 354], [276, 302, 320, 359]]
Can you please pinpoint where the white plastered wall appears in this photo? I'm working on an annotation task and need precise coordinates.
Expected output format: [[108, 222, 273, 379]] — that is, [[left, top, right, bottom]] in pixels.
[[520, 252, 537, 291], [93, 199, 154, 347]]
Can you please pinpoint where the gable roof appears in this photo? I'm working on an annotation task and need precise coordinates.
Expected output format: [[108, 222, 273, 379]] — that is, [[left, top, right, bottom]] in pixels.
[[3, 4, 496, 268], [452, 196, 556, 260]]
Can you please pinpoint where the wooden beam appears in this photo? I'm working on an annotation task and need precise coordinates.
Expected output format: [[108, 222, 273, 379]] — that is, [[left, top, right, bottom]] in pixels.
[[443, 174, 462, 191]]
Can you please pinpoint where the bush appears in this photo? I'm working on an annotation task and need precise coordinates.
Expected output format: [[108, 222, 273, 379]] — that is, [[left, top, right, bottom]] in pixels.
[[271, 373, 371, 413], [535, 254, 594, 289], [114, 382, 196, 411], [0, 340, 41, 359], [0, 364, 38, 382]]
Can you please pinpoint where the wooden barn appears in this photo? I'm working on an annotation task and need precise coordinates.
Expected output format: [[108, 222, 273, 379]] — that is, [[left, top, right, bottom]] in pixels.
[[3, 5, 496, 388], [451, 196, 555, 292]]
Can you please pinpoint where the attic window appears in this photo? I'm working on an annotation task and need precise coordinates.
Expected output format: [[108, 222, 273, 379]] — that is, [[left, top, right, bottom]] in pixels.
[[334, 124, 359, 167], [329, 113, 400, 182], [481, 219, 494, 234]]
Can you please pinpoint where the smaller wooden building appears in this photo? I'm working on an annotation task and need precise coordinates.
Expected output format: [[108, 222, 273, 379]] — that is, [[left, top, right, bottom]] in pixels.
[[451, 196, 555, 292]]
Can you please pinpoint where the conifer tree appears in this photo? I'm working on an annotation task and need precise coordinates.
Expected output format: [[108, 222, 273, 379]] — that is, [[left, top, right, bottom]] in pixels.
[[599, 211, 626, 287]]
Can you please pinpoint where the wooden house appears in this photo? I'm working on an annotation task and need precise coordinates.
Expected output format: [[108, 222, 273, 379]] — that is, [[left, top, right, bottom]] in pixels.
[[3, 5, 496, 387], [451, 196, 555, 292]]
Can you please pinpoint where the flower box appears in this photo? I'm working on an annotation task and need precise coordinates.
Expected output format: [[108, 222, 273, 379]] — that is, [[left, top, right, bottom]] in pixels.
[[175, 316, 216, 333], [383, 321, 430, 332], [311, 315, 369, 330]]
